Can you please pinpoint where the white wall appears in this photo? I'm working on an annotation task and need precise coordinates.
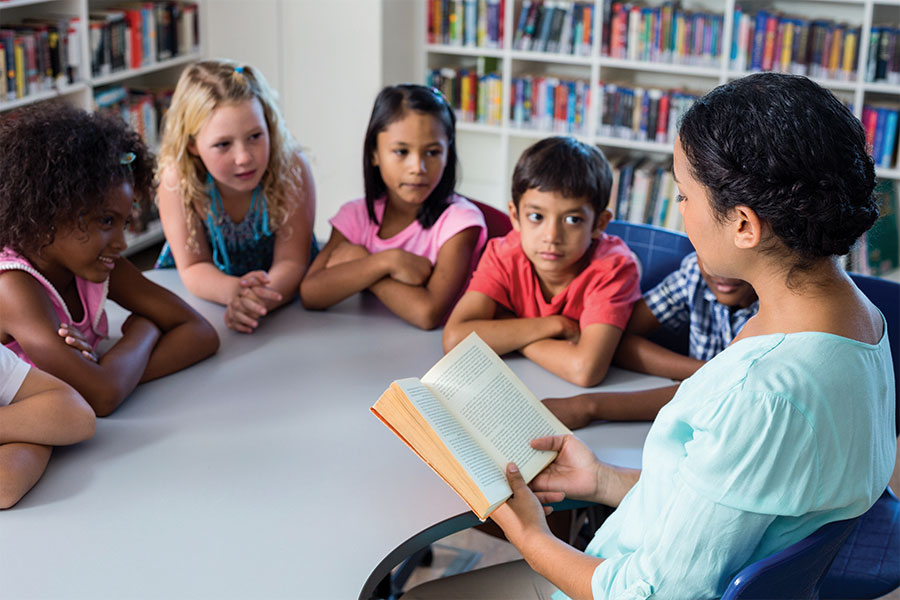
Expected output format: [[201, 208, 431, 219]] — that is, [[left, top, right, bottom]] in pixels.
[[204, 0, 423, 241]]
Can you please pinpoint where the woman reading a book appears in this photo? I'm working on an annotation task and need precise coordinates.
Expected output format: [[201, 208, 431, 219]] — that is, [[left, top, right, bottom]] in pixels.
[[403, 73, 895, 599]]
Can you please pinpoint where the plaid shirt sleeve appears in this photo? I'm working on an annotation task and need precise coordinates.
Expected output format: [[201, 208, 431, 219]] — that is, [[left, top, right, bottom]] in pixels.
[[643, 252, 700, 332]]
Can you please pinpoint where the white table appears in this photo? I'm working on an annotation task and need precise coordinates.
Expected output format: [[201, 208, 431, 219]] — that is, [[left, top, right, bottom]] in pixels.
[[0, 270, 670, 600]]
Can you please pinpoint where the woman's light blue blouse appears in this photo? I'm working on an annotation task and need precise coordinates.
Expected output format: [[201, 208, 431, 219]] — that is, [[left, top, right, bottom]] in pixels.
[[581, 321, 895, 599]]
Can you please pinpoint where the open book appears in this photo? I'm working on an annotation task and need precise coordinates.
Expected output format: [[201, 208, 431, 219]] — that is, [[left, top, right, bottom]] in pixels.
[[371, 333, 572, 520]]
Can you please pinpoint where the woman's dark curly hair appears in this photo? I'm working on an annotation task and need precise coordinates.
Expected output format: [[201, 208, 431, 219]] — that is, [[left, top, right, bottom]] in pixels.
[[363, 84, 457, 228], [678, 73, 877, 264], [0, 101, 155, 256]]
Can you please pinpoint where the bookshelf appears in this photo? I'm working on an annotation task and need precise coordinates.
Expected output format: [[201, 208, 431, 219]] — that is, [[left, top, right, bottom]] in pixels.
[[0, 0, 204, 256], [425, 0, 900, 278]]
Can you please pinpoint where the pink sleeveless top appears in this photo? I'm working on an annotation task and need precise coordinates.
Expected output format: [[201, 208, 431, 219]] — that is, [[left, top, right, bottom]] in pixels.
[[0, 248, 109, 366]]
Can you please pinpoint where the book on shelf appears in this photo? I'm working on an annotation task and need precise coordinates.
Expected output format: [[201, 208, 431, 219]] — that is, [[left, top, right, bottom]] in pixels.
[[509, 74, 588, 133], [603, 0, 724, 67], [598, 81, 697, 145], [862, 103, 900, 169], [866, 26, 899, 85], [731, 7, 862, 81], [371, 332, 571, 521], [0, 16, 80, 102], [427, 57, 502, 125], [512, 1, 594, 56], [428, 0, 504, 49], [89, 2, 199, 79], [609, 156, 682, 231]]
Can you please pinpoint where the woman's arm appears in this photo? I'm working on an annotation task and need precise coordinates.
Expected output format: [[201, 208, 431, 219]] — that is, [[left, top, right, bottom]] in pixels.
[[0, 270, 162, 416], [108, 258, 219, 384], [443, 291, 580, 354], [367, 226, 482, 330]]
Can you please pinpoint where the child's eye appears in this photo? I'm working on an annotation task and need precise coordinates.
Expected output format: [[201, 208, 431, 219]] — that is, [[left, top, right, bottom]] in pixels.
[[215, 141, 230, 149], [527, 212, 542, 223], [249, 132, 263, 141], [564, 215, 584, 225], [393, 149, 408, 156], [100, 215, 114, 227], [675, 194, 687, 203], [426, 149, 442, 157]]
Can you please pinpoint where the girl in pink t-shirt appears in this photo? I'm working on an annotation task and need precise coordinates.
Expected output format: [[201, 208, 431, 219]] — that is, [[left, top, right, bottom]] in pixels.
[[300, 84, 486, 329]]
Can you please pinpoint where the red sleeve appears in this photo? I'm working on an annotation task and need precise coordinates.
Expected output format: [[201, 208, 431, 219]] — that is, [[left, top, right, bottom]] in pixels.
[[579, 251, 641, 330], [465, 237, 514, 311]]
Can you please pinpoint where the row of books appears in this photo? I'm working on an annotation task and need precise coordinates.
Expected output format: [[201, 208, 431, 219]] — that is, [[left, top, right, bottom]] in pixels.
[[862, 103, 899, 169], [731, 8, 860, 81], [512, 1, 595, 56], [426, 66, 504, 125], [866, 27, 900, 84], [598, 82, 698, 145], [94, 85, 172, 149], [0, 18, 81, 102], [427, 0, 505, 49], [609, 156, 683, 231], [90, 1, 199, 78], [602, 2, 724, 67], [509, 75, 589, 133], [848, 180, 899, 277]]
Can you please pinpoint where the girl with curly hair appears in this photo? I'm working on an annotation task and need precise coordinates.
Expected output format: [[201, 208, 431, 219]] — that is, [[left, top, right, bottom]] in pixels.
[[155, 60, 317, 333], [0, 102, 219, 417]]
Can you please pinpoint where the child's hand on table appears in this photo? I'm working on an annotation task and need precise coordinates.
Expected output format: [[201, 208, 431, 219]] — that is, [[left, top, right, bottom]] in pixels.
[[226, 271, 282, 333]]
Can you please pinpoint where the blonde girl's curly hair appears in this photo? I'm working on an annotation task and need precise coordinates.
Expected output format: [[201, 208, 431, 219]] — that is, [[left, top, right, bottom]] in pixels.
[[158, 59, 302, 252]]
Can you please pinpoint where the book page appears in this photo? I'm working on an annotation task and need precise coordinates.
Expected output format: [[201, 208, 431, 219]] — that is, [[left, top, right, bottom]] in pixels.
[[394, 378, 511, 506], [421, 333, 571, 482]]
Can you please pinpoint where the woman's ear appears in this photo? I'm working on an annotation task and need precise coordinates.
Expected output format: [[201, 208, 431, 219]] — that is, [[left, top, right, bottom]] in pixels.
[[187, 138, 198, 156], [732, 205, 763, 250]]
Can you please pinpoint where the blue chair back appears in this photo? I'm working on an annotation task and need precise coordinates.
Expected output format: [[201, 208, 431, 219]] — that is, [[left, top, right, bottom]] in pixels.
[[604, 221, 695, 292], [821, 488, 900, 599], [722, 517, 860, 600], [848, 273, 899, 433]]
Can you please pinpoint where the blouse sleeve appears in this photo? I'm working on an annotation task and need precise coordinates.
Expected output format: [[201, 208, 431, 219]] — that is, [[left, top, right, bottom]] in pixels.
[[588, 476, 776, 599]]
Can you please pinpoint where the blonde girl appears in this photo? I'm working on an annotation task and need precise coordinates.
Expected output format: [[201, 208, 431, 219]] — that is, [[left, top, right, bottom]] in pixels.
[[156, 60, 317, 333]]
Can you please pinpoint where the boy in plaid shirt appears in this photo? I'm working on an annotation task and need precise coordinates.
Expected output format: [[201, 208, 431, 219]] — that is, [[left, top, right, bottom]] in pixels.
[[544, 251, 757, 428]]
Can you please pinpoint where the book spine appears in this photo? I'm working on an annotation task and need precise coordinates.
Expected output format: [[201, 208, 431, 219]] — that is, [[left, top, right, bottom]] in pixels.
[[873, 107, 887, 165], [877, 26, 891, 80], [513, 0, 531, 49], [866, 27, 880, 82], [881, 109, 898, 168]]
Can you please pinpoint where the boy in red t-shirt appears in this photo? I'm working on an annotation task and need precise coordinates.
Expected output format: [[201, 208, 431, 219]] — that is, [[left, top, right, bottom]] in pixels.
[[443, 137, 640, 386]]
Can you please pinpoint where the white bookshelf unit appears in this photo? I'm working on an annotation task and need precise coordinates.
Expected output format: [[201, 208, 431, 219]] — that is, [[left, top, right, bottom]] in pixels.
[[0, 0, 205, 256], [425, 0, 900, 277]]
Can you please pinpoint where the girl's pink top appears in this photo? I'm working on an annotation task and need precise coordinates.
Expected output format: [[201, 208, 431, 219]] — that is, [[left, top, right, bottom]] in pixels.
[[0, 248, 109, 366], [329, 194, 487, 265]]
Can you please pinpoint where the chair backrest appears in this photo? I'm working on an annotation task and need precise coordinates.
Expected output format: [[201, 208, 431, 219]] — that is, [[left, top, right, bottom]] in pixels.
[[469, 199, 512, 240], [604, 221, 695, 292], [849, 273, 899, 433], [722, 517, 860, 600]]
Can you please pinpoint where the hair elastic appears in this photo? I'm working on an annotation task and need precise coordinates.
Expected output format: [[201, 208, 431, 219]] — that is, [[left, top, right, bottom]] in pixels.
[[234, 66, 245, 75], [120, 152, 136, 167]]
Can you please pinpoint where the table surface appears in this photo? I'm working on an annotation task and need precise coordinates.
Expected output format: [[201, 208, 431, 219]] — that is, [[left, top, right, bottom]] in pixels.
[[0, 269, 671, 600]]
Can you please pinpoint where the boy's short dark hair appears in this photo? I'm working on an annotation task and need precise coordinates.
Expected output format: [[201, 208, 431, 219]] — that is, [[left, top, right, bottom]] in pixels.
[[511, 136, 613, 216]]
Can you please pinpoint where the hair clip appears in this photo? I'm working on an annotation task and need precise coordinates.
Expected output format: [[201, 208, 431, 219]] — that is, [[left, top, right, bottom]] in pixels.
[[234, 66, 245, 75], [120, 152, 136, 166]]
